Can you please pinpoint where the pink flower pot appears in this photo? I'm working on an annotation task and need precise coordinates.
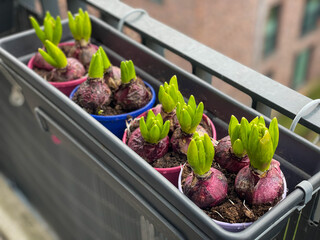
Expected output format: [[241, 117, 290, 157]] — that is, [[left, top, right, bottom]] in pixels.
[[122, 105, 217, 187], [27, 42, 98, 96]]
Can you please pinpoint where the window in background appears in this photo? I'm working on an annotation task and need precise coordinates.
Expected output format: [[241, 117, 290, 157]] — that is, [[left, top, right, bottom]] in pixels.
[[150, 0, 163, 4], [263, 5, 281, 57], [301, 0, 320, 36], [292, 48, 312, 89]]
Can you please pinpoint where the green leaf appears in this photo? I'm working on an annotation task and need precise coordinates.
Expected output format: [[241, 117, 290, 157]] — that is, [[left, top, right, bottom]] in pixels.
[[187, 133, 213, 176], [168, 85, 177, 101], [158, 76, 184, 113], [197, 140, 206, 175], [187, 139, 198, 173], [246, 116, 276, 172], [83, 11, 92, 42], [38, 48, 57, 67], [230, 125, 240, 146], [68, 8, 91, 42], [251, 131, 273, 171], [155, 113, 163, 127], [250, 116, 259, 126], [120, 61, 128, 83], [186, 105, 195, 118], [239, 117, 250, 149], [75, 15, 83, 41], [228, 115, 239, 137], [127, 60, 136, 80], [146, 110, 156, 129], [159, 120, 170, 140], [169, 75, 178, 90], [180, 110, 192, 133], [269, 117, 279, 155], [29, 16, 46, 44], [140, 110, 169, 143], [43, 40, 67, 68], [191, 102, 204, 129], [233, 139, 244, 157], [139, 117, 149, 140], [177, 92, 185, 105], [248, 125, 259, 158], [120, 60, 136, 83], [158, 85, 165, 103], [149, 125, 160, 144], [88, 53, 104, 78], [44, 17, 53, 43], [161, 93, 175, 113], [52, 16, 62, 45], [203, 133, 215, 164], [188, 95, 196, 110], [258, 116, 266, 126], [176, 96, 204, 134], [98, 47, 111, 71], [68, 11, 77, 39]]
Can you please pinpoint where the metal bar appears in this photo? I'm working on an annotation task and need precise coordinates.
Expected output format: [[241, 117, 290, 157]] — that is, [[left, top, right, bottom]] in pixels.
[[40, 0, 60, 16], [66, 0, 87, 13], [86, 0, 320, 134]]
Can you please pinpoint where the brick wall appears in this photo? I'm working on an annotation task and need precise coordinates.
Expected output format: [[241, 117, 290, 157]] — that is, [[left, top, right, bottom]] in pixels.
[[122, 0, 320, 101]]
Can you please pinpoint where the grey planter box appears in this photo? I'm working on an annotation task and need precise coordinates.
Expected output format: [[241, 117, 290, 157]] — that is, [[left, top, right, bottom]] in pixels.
[[0, 15, 319, 240]]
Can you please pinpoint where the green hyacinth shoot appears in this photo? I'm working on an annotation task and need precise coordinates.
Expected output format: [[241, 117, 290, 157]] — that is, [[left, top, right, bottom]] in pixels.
[[68, 8, 91, 43], [30, 11, 62, 46], [176, 95, 204, 134], [187, 132, 215, 176], [97, 47, 111, 71], [158, 75, 185, 113], [120, 60, 136, 84], [228, 115, 251, 157], [139, 110, 170, 144], [88, 52, 104, 79], [247, 116, 279, 172], [38, 40, 67, 68]]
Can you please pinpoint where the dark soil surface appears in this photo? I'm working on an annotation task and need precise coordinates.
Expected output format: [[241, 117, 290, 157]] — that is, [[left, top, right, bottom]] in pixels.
[[152, 151, 187, 168], [181, 163, 282, 224], [33, 67, 52, 81]]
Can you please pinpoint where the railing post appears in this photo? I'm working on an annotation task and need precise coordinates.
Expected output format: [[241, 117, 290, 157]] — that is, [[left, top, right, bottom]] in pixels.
[[67, 0, 87, 13], [40, 0, 60, 16], [142, 37, 164, 56], [193, 66, 212, 84], [252, 100, 272, 118]]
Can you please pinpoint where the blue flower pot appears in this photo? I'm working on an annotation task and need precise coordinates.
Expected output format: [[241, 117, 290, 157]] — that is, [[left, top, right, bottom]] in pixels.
[[70, 81, 156, 138]]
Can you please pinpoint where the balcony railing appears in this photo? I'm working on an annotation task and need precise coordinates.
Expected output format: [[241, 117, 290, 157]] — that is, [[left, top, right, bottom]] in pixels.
[[0, 0, 319, 240], [87, 0, 320, 135]]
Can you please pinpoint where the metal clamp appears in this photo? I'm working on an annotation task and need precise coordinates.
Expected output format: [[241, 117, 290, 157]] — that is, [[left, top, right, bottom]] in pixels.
[[290, 99, 320, 132], [117, 9, 148, 32], [295, 180, 313, 211]]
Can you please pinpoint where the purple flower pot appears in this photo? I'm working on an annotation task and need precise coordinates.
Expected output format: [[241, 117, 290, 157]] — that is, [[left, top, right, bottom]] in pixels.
[[178, 165, 287, 232]]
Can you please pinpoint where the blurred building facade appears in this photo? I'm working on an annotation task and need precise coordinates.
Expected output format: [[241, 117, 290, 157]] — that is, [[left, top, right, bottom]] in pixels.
[[122, 0, 320, 101]]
